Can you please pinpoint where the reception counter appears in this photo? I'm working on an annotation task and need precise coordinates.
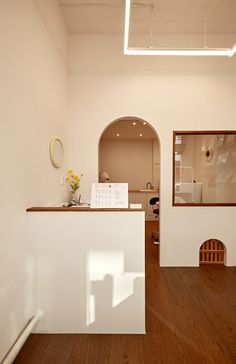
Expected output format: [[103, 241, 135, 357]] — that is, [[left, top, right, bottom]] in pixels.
[[128, 190, 159, 221], [27, 207, 145, 334]]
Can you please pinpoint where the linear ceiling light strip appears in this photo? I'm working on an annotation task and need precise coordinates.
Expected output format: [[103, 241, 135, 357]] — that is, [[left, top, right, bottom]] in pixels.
[[124, 0, 131, 53], [125, 48, 233, 56], [124, 0, 236, 57]]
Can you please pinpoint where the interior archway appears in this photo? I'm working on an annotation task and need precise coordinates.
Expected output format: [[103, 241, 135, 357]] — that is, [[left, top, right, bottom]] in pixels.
[[98, 116, 160, 264], [99, 117, 160, 187]]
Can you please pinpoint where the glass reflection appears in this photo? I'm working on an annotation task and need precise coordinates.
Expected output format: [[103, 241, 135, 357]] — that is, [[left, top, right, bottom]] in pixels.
[[173, 132, 236, 205]]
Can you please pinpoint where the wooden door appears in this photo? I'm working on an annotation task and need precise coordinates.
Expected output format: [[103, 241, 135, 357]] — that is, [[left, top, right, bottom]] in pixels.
[[200, 239, 225, 265]]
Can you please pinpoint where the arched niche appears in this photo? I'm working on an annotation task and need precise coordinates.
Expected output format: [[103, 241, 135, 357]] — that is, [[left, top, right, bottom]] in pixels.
[[199, 239, 226, 265], [98, 116, 160, 190]]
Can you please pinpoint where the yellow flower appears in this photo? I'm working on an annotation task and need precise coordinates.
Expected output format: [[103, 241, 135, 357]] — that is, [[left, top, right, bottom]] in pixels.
[[65, 169, 82, 192]]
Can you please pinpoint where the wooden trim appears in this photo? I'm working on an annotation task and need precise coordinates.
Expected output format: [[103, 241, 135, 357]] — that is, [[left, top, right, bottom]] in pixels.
[[173, 203, 236, 207], [174, 130, 236, 135], [200, 261, 224, 265], [128, 189, 159, 193], [26, 207, 144, 212], [201, 250, 225, 253], [172, 130, 236, 207]]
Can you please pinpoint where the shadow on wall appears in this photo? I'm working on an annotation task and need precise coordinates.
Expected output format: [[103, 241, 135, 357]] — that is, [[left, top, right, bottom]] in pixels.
[[86, 250, 145, 332], [199, 239, 226, 266]]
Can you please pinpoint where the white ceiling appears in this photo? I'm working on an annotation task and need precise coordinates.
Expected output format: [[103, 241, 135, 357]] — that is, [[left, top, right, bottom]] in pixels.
[[58, 0, 236, 36], [59, 0, 124, 34]]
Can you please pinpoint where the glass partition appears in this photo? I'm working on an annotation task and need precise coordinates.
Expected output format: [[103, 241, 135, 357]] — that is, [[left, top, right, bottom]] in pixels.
[[173, 131, 236, 206]]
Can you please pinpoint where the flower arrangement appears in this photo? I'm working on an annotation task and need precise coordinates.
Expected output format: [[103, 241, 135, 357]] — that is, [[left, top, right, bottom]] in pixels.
[[65, 169, 82, 192]]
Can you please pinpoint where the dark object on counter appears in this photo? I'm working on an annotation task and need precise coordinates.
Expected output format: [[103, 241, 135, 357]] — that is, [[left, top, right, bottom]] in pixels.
[[149, 197, 159, 243], [150, 197, 159, 219]]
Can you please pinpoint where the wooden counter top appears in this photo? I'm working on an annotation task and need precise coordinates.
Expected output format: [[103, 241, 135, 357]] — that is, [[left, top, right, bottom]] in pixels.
[[26, 207, 144, 212], [128, 190, 158, 193]]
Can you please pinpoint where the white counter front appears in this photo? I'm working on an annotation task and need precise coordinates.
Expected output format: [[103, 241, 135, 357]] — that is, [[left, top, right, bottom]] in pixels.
[[27, 209, 145, 334]]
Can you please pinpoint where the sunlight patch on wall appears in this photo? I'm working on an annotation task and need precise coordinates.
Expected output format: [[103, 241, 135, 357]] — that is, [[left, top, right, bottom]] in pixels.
[[86, 251, 144, 326]]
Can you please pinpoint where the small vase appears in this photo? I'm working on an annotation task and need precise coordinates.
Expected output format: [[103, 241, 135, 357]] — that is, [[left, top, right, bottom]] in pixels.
[[70, 190, 78, 204]]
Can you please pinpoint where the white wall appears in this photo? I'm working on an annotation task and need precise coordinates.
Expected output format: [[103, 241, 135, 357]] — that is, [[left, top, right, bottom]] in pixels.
[[100, 138, 156, 189], [69, 34, 236, 267], [0, 0, 68, 361], [152, 139, 160, 190]]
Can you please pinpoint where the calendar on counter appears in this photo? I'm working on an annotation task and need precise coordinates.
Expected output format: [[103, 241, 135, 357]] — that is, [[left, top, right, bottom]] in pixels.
[[90, 183, 128, 208]]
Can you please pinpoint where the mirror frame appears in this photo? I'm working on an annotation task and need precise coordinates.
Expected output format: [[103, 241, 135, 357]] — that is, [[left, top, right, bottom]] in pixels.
[[49, 138, 64, 168], [173, 130, 236, 207]]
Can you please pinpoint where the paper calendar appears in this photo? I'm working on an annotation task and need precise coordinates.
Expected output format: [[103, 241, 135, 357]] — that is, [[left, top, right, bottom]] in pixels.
[[90, 183, 128, 208]]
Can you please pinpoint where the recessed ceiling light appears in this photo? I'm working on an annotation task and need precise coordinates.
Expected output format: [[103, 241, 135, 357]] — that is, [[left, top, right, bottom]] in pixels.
[[139, 133, 143, 137], [116, 133, 120, 137], [132, 122, 136, 126], [143, 122, 147, 125]]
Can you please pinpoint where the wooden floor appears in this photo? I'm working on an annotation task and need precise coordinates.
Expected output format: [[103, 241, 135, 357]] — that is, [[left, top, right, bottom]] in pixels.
[[14, 222, 236, 364]]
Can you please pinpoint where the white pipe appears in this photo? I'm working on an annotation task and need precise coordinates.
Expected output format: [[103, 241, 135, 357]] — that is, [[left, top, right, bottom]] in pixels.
[[2, 310, 44, 364]]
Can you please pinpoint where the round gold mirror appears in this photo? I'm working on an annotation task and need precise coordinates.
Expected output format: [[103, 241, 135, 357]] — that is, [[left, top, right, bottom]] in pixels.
[[50, 138, 64, 168]]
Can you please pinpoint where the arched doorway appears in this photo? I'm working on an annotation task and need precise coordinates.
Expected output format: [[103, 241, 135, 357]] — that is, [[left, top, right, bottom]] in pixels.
[[98, 116, 160, 264], [199, 239, 226, 265]]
